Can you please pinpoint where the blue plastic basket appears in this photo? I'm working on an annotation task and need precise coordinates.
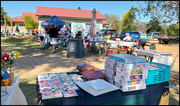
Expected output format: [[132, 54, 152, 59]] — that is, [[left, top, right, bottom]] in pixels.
[[146, 62, 171, 85]]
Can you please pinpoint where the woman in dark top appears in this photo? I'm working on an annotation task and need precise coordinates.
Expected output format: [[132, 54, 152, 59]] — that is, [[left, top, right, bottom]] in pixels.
[[48, 23, 58, 53]]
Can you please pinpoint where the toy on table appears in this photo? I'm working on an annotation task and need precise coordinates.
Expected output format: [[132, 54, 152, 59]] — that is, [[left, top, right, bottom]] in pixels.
[[50, 76, 59, 80], [54, 86, 66, 92], [66, 85, 79, 90], [60, 77, 70, 82], [38, 76, 49, 80], [52, 82, 62, 88], [53, 91, 62, 97], [43, 93, 51, 97], [50, 79, 61, 83], [64, 80, 74, 86], [63, 90, 78, 97], [41, 88, 52, 93], [40, 83, 51, 89], [39, 80, 50, 84]]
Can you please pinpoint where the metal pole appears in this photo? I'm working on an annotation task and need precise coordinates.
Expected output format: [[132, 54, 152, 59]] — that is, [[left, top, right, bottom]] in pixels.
[[11, 18, 13, 36], [4, 15, 7, 37]]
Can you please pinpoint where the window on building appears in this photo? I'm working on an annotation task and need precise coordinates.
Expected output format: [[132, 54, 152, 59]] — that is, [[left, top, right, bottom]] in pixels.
[[85, 23, 90, 32], [19, 24, 25, 27]]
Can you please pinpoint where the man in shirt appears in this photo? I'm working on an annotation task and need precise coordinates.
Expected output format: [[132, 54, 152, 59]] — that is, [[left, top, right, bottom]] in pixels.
[[39, 26, 46, 48], [34, 27, 39, 41], [60, 25, 68, 47], [136, 38, 146, 49]]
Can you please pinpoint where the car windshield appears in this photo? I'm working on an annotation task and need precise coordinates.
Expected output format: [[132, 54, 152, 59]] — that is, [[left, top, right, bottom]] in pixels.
[[108, 30, 117, 34], [147, 33, 152, 36], [99, 30, 105, 34], [131, 32, 139, 34], [153, 33, 160, 36]]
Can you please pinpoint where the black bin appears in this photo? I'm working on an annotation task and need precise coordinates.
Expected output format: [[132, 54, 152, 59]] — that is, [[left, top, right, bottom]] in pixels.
[[150, 44, 156, 50], [67, 39, 85, 58]]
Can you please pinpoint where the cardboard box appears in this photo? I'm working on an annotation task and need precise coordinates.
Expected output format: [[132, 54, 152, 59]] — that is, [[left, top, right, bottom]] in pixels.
[[106, 76, 146, 92], [105, 67, 148, 81], [108, 54, 147, 64], [106, 57, 116, 65], [105, 49, 118, 56], [104, 67, 113, 78], [118, 49, 127, 54], [105, 62, 114, 70], [116, 81, 146, 92], [1, 72, 14, 86], [113, 62, 149, 75]]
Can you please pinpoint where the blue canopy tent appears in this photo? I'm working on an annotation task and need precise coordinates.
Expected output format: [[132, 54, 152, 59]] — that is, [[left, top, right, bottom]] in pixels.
[[41, 16, 66, 28]]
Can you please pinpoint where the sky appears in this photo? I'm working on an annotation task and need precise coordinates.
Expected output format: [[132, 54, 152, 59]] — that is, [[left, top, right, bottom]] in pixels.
[[1, 1, 152, 22]]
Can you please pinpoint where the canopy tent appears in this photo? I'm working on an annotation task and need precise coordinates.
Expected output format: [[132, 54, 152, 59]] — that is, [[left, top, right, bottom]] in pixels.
[[41, 16, 66, 27]]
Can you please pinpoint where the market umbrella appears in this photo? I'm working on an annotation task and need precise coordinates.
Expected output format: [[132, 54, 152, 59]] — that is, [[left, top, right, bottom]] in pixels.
[[89, 8, 97, 37], [41, 15, 66, 28]]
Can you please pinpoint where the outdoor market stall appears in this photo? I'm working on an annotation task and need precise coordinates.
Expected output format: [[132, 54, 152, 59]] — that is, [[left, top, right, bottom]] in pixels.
[[35, 54, 172, 105], [36, 72, 169, 105]]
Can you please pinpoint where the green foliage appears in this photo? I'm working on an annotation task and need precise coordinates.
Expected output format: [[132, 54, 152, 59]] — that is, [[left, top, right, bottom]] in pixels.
[[121, 6, 139, 33], [138, 1, 179, 24], [24, 15, 39, 29], [167, 23, 179, 36], [78, 6, 81, 10], [6, 16, 11, 26], [1, 7, 7, 25], [104, 13, 122, 34], [146, 17, 163, 34]]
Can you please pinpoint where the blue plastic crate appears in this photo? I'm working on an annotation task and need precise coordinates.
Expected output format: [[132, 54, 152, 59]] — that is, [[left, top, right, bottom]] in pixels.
[[146, 62, 171, 85]]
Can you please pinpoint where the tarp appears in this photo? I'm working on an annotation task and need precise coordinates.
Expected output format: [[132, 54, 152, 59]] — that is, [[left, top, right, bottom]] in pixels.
[[41, 16, 66, 27]]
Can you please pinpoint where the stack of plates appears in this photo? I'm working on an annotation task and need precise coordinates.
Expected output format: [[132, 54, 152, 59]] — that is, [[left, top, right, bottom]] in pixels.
[[77, 79, 119, 96]]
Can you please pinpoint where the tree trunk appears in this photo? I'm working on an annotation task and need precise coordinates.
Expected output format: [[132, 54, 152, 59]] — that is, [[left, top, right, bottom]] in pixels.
[[4, 15, 7, 37], [11, 18, 13, 36]]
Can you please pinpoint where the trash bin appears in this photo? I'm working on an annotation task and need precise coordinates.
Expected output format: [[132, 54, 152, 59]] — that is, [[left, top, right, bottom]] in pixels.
[[150, 44, 156, 50], [67, 39, 85, 58]]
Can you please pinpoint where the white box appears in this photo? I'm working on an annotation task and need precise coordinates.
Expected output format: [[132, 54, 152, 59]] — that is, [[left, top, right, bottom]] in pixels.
[[104, 67, 113, 78], [115, 82, 146, 92], [105, 67, 148, 81], [106, 57, 115, 65], [105, 62, 114, 70], [116, 72, 148, 81], [114, 65, 149, 76]]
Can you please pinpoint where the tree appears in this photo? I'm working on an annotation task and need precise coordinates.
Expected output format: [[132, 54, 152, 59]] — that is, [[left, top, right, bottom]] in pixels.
[[24, 15, 39, 29], [6, 16, 11, 26], [146, 17, 163, 34], [104, 13, 122, 33], [138, 1, 179, 24], [78, 6, 81, 10], [1, 7, 7, 25], [137, 22, 148, 34], [121, 6, 139, 33], [167, 22, 179, 36]]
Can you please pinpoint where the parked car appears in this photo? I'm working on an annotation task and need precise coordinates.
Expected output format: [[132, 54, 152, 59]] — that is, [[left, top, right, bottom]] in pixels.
[[98, 29, 118, 40], [118, 31, 141, 40], [147, 32, 175, 44]]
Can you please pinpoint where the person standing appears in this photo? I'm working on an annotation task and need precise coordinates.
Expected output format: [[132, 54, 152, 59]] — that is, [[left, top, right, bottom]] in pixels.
[[60, 25, 68, 47], [16, 26, 20, 36], [34, 27, 39, 41], [136, 38, 146, 49], [65, 24, 71, 47], [48, 24, 58, 53], [39, 26, 46, 48]]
